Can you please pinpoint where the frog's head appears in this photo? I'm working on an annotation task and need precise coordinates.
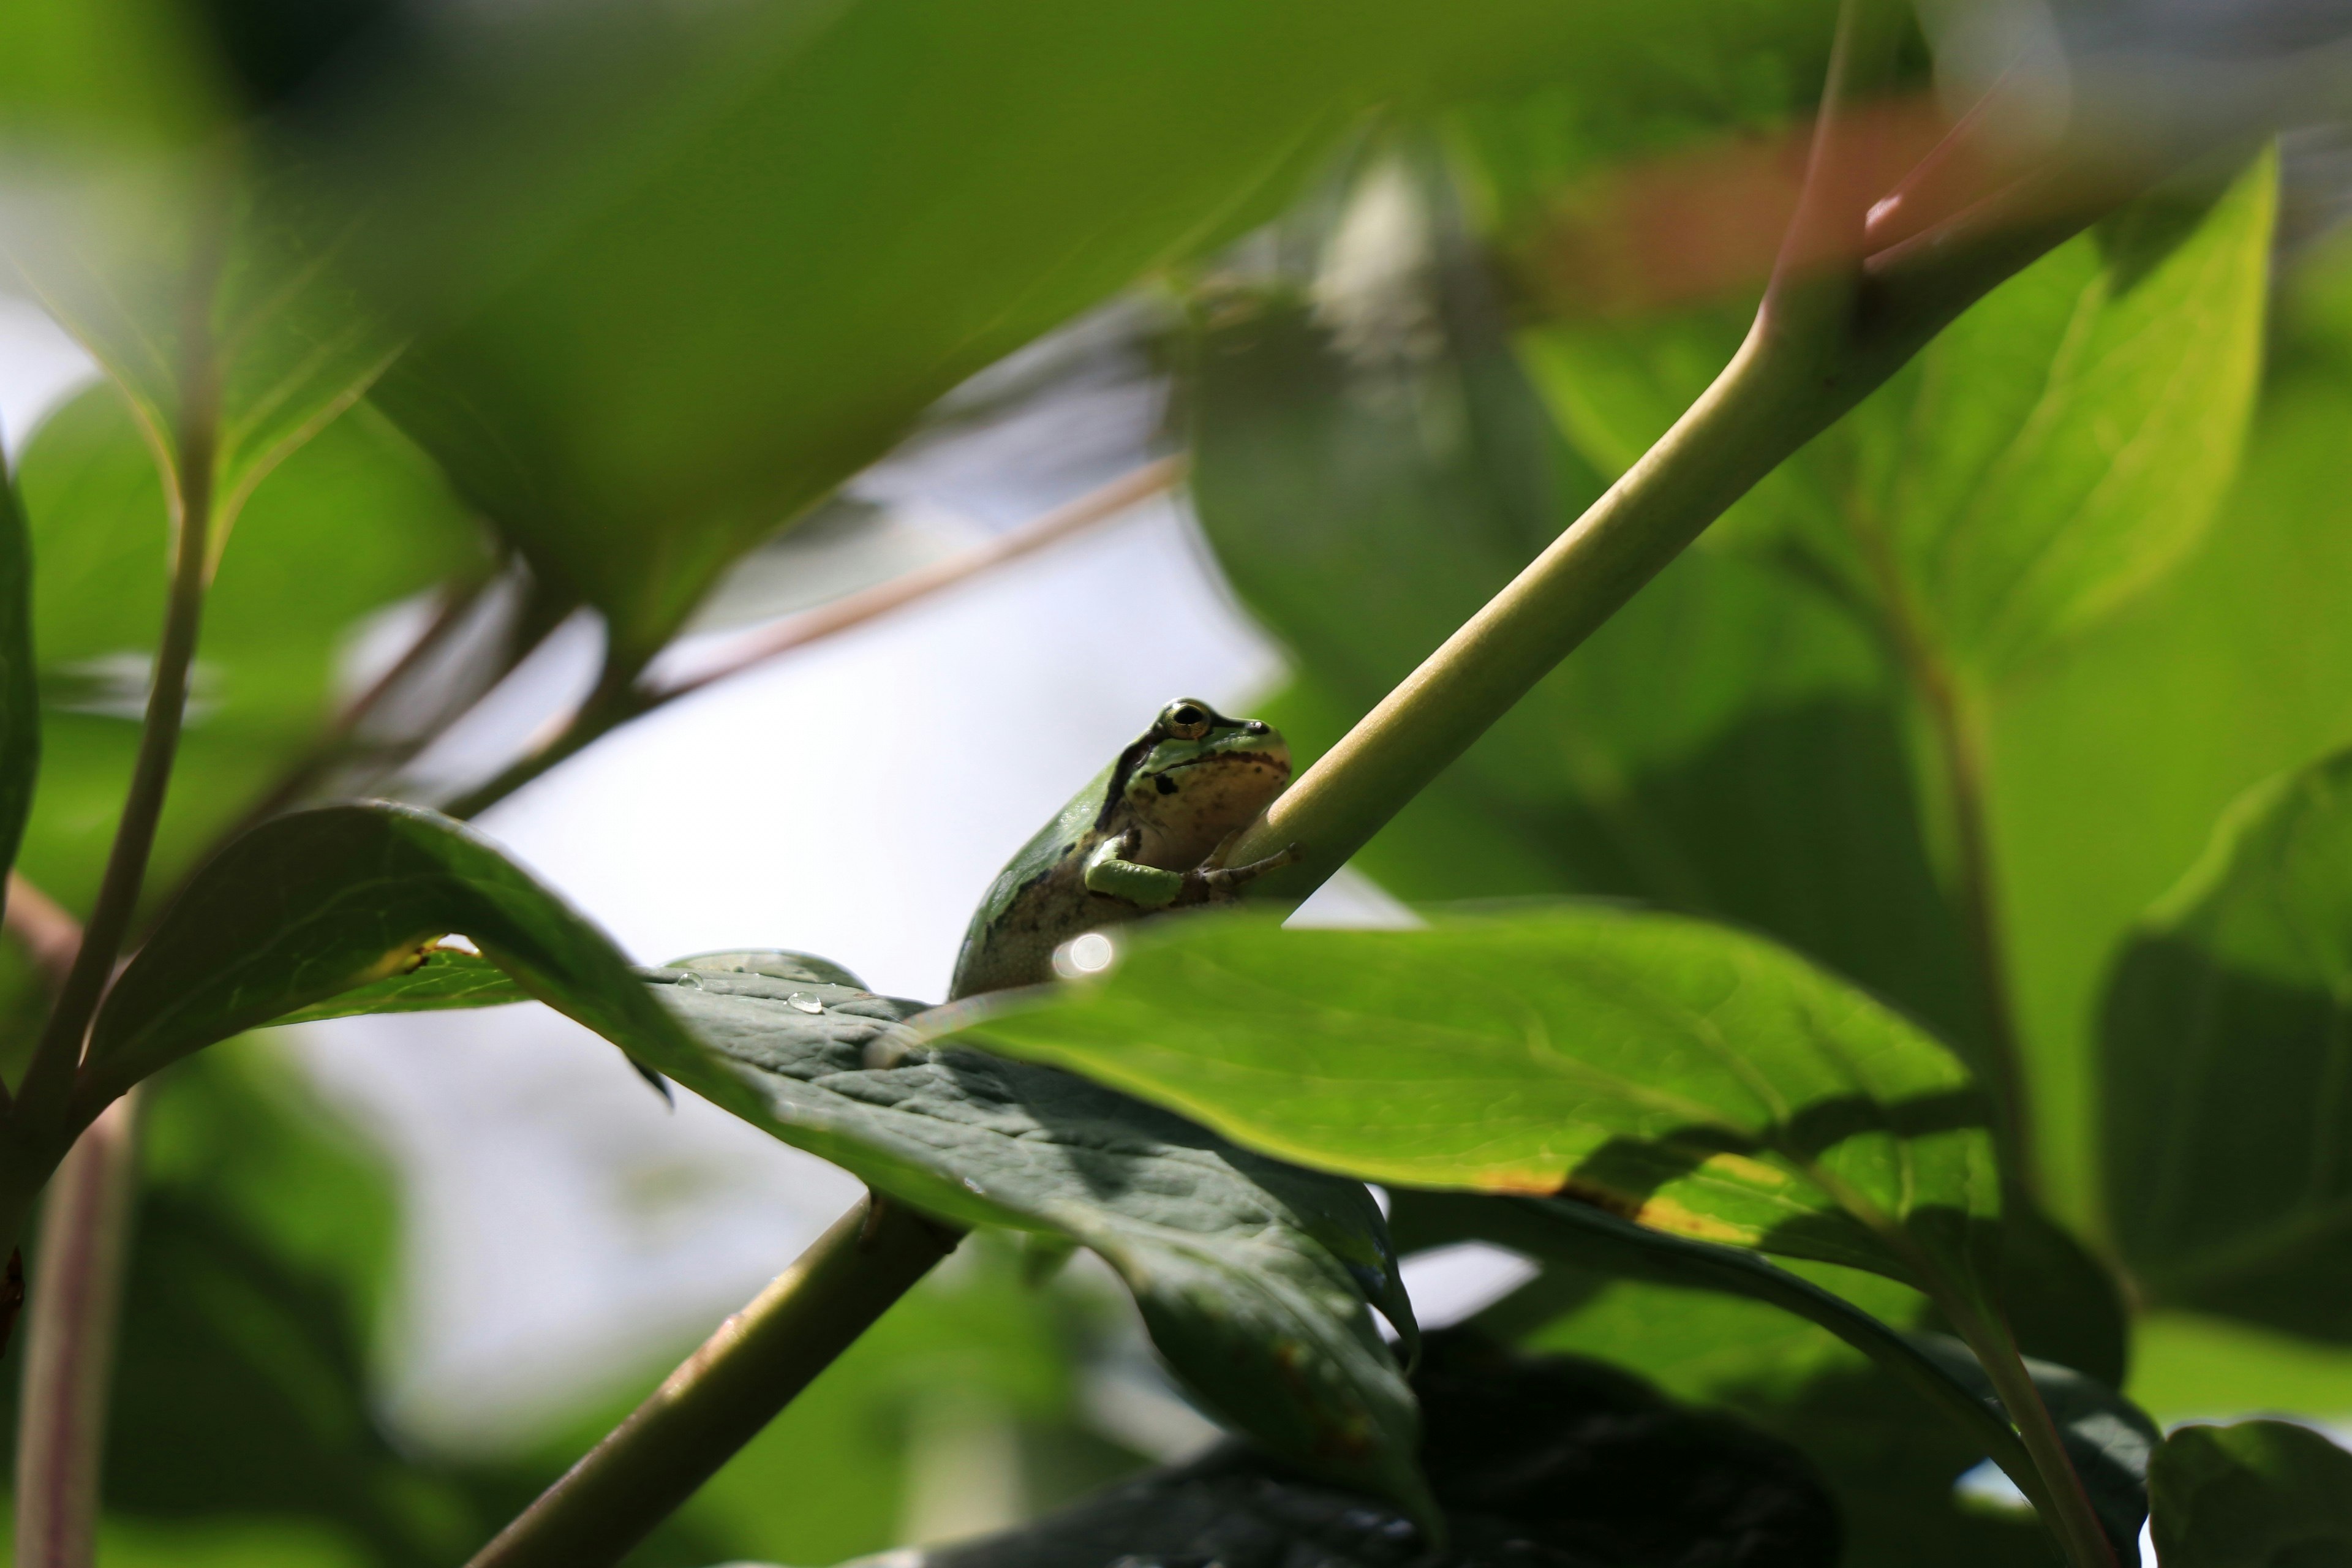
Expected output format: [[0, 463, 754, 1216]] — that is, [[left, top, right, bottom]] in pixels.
[[1100, 698, 1290, 862]]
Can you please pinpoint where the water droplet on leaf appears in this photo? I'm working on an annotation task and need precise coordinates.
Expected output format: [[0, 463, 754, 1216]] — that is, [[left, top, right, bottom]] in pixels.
[[786, 992, 824, 1014]]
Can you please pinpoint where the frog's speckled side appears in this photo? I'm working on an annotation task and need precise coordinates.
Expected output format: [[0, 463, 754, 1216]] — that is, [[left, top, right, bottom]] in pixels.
[[948, 699, 1290, 998]]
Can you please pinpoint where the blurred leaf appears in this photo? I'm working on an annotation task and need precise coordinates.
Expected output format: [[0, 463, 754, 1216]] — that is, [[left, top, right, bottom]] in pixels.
[[11, 384, 480, 916], [0, 1041, 555, 1567], [266, 946, 527, 1026], [0, 449, 39, 881], [951, 907, 2001, 1298], [339, 0, 1837, 663], [1516, 149, 2277, 680], [0, 0, 222, 149], [822, 1330, 1842, 1568], [85, 803, 725, 1104], [2149, 1420, 2352, 1568], [1990, 312, 2352, 1226], [1188, 270, 1988, 1062], [2099, 746, 2352, 1338], [2130, 1314, 2352, 1425], [6, 154, 403, 548], [614, 965, 1430, 1527]]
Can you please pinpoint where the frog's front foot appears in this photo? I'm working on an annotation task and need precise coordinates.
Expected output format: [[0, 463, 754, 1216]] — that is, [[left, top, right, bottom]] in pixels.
[[1177, 842, 1302, 906]]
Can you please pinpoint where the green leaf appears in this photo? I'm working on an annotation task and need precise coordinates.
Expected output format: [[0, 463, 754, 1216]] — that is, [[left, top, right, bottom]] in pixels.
[[83, 802, 729, 1110], [948, 907, 2002, 1298], [617, 965, 1431, 1528], [1390, 1190, 2040, 1496], [2150, 1420, 2352, 1568], [818, 1331, 1841, 1568], [1187, 280, 1988, 1057], [1518, 148, 2278, 680], [11, 383, 481, 916], [0, 448, 40, 881], [7, 156, 402, 548], [345, 0, 1836, 663], [264, 946, 529, 1027], [1405, 1191, 2152, 1564], [2100, 745, 2352, 1337]]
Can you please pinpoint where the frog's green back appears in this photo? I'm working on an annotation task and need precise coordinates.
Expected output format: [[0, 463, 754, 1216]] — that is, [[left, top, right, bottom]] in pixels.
[[949, 760, 1114, 997]]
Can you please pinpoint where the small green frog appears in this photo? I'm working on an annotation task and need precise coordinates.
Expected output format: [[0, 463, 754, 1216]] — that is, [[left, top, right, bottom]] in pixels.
[[948, 698, 1298, 998]]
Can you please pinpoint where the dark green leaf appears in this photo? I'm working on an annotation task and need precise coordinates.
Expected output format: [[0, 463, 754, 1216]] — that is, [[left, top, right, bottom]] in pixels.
[[949, 907, 2001, 1297], [2150, 1420, 2352, 1568], [83, 802, 731, 1112], [1406, 1193, 2143, 1566], [0, 448, 39, 881], [2101, 745, 2352, 1337], [616, 966, 1431, 1528], [1388, 1189, 2041, 1506], [820, 1331, 1842, 1568], [666, 949, 870, 989], [265, 946, 528, 1026]]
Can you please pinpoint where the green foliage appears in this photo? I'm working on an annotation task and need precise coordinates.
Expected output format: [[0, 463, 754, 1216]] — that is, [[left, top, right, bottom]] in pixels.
[[2150, 1420, 2352, 1567], [341, 0, 1836, 666], [954, 907, 1998, 1295], [0, 0, 2345, 1561], [812, 1332, 1844, 1568], [621, 966, 1430, 1526], [2101, 747, 2352, 1338], [9, 384, 478, 914]]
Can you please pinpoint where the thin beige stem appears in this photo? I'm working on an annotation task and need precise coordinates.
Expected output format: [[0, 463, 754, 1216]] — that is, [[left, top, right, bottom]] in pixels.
[[5, 875, 83, 1002], [13, 1090, 141, 1568], [446, 456, 1183, 821], [651, 454, 1185, 703]]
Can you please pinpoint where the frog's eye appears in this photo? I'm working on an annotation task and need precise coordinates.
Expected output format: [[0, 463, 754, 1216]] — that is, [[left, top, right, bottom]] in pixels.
[[1159, 699, 1213, 740]]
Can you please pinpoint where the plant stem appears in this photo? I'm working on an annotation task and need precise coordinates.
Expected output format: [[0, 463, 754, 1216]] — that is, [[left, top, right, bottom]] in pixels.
[[13, 1090, 142, 1568], [1847, 514, 2037, 1194], [13, 335, 221, 1137], [466, 1196, 962, 1568], [1221, 0, 1907, 888], [1946, 1298, 2117, 1568]]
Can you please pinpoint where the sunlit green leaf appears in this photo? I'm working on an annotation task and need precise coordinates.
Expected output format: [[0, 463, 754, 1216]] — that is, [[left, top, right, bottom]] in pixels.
[[2100, 746, 2352, 1338], [1517, 149, 2278, 680], [2150, 1420, 2352, 1568], [6, 157, 402, 549], [265, 946, 527, 1027], [949, 907, 2001, 1298], [620, 966, 1431, 1528]]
